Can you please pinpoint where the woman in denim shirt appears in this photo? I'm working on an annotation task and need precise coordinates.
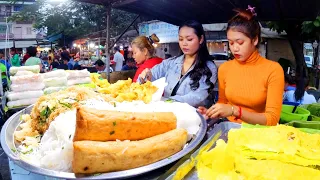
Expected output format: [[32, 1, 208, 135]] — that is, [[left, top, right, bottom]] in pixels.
[[139, 20, 218, 107]]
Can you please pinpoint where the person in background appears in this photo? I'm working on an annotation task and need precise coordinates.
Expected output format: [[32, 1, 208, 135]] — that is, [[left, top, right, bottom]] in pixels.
[[10, 47, 20, 67], [60, 46, 70, 62], [48, 50, 54, 63], [139, 21, 217, 107], [0, 51, 11, 72], [198, 8, 284, 126], [68, 56, 75, 70], [94, 59, 113, 73], [284, 73, 296, 91], [283, 76, 316, 105], [50, 58, 60, 71], [131, 34, 163, 82], [113, 46, 125, 71], [121, 58, 137, 71], [58, 59, 69, 70], [22, 52, 30, 65], [25, 46, 43, 70]]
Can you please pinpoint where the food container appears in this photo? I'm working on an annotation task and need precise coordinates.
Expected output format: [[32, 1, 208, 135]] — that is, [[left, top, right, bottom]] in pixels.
[[1, 105, 208, 179], [280, 105, 310, 123]]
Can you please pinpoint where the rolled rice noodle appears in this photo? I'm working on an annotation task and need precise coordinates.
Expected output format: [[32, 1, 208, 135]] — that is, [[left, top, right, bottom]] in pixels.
[[44, 87, 67, 95], [7, 91, 43, 101], [43, 77, 68, 87], [15, 71, 34, 76], [7, 98, 38, 108], [67, 77, 91, 86], [11, 74, 43, 84], [67, 69, 90, 79], [10, 82, 45, 92], [42, 70, 67, 79], [9, 65, 40, 76]]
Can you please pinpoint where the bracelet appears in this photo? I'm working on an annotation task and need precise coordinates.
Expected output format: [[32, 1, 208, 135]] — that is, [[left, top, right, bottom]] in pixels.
[[235, 106, 242, 120], [231, 105, 234, 116]]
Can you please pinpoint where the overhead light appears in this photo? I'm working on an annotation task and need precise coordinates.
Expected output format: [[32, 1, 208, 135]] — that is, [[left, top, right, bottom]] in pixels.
[[73, 43, 77, 47], [90, 43, 95, 48]]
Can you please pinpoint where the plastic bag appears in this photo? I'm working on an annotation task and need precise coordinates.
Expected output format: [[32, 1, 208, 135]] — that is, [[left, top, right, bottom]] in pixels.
[[10, 82, 45, 92], [9, 65, 40, 76], [42, 70, 67, 79], [11, 74, 43, 84]]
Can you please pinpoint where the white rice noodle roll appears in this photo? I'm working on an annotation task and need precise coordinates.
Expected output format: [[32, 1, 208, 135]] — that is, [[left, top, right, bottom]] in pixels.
[[7, 98, 38, 108], [43, 77, 68, 88], [7, 91, 43, 101], [42, 70, 67, 79], [10, 82, 45, 92], [67, 69, 90, 79], [67, 77, 91, 86], [9, 65, 40, 76], [11, 74, 43, 85], [44, 87, 67, 95], [15, 71, 34, 76]]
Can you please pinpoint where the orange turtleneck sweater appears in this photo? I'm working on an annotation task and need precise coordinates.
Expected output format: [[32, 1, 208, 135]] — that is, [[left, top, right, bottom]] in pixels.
[[217, 51, 284, 126]]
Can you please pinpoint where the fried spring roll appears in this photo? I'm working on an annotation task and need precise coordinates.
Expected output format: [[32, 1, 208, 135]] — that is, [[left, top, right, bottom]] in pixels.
[[73, 107, 177, 141], [72, 128, 188, 173]]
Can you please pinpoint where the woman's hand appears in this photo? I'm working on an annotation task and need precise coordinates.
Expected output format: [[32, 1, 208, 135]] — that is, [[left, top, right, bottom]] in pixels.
[[139, 68, 152, 83], [205, 103, 234, 119], [197, 106, 209, 120]]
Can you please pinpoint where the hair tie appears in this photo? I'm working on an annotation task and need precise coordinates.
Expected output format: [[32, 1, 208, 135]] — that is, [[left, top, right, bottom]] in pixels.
[[246, 5, 257, 16], [147, 36, 154, 45]]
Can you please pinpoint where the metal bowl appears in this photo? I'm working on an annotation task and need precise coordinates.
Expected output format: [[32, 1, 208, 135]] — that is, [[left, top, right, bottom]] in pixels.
[[1, 105, 207, 179]]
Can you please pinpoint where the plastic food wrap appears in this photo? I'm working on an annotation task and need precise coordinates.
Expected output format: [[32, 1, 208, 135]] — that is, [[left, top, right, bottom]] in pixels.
[[7, 90, 43, 101], [10, 82, 45, 92], [9, 65, 40, 76], [67, 69, 90, 79], [43, 77, 68, 87], [7, 98, 38, 108], [67, 77, 91, 86], [42, 70, 67, 79], [11, 74, 43, 84], [44, 87, 67, 95]]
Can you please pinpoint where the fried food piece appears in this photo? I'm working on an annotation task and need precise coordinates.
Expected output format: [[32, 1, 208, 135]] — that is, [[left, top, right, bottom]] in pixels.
[[72, 128, 188, 173], [73, 106, 177, 141]]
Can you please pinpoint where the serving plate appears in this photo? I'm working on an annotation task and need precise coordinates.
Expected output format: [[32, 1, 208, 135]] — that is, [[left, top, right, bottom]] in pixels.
[[1, 105, 207, 179]]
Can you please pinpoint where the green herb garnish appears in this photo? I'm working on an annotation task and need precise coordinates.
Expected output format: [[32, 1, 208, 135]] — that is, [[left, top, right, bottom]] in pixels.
[[22, 149, 33, 154], [165, 99, 174, 103], [11, 148, 16, 153], [69, 135, 71, 139], [110, 131, 115, 135], [59, 101, 72, 108], [113, 122, 117, 126], [62, 147, 64, 150], [93, 173, 102, 176], [113, 103, 116, 107]]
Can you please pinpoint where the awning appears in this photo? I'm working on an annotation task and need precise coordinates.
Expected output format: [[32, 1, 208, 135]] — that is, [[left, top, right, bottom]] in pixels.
[[74, 0, 320, 25]]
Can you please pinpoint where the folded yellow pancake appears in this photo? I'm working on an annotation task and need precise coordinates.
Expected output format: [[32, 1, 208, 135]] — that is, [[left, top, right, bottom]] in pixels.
[[73, 107, 177, 141], [72, 128, 188, 173]]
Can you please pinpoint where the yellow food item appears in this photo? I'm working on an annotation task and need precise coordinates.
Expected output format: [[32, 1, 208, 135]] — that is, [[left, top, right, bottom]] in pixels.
[[73, 106, 177, 141], [72, 128, 188, 174], [90, 73, 110, 88], [97, 78, 158, 103], [196, 125, 320, 180]]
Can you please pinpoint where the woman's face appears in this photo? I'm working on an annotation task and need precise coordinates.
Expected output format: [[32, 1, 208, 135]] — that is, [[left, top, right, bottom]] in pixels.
[[132, 44, 147, 65], [179, 26, 203, 56], [227, 29, 258, 62]]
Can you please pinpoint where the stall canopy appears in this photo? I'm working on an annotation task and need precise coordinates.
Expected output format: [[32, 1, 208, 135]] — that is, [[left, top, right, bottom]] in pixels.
[[75, 0, 320, 25]]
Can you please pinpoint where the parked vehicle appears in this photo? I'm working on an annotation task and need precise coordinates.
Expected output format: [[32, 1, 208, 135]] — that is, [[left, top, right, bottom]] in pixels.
[[304, 55, 313, 68]]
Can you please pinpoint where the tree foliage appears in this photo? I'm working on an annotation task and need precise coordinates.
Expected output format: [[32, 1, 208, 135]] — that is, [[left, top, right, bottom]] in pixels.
[[8, 0, 138, 40]]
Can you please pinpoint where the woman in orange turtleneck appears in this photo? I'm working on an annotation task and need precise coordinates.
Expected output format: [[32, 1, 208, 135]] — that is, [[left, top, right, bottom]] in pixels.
[[198, 8, 284, 126]]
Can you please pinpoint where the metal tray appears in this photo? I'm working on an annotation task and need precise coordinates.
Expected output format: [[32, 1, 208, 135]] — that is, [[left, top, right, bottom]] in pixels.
[[1, 105, 207, 179], [164, 122, 241, 180]]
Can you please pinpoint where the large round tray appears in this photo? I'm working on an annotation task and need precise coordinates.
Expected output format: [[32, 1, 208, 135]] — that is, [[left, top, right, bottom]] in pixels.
[[1, 105, 207, 179]]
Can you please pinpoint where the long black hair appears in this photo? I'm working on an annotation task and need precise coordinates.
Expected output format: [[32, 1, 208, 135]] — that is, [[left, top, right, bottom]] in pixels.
[[179, 20, 214, 94], [294, 67, 309, 102]]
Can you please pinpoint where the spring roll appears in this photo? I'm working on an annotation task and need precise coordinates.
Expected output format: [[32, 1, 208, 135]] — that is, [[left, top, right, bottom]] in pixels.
[[73, 107, 177, 141], [72, 128, 188, 173]]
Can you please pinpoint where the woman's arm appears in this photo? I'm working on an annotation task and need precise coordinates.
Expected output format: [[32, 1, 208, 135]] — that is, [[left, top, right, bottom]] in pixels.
[[137, 58, 172, 83], [204, 64, 284, 126]]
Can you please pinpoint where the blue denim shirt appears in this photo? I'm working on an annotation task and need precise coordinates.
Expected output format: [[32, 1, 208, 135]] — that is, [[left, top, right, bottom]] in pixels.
[[148, 55, 217, 107]]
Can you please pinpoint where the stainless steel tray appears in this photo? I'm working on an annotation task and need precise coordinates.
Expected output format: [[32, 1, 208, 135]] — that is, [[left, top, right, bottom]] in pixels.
[[164, 122, 241, 180], [1, 105, 207, 179]]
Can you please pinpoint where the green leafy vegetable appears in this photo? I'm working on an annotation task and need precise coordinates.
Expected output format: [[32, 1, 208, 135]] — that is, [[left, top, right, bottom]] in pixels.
[[110, 131, 115, 135]]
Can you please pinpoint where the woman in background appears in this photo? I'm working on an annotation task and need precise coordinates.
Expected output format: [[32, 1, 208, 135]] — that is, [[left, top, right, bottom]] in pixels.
[[131, 34, 163, 82]]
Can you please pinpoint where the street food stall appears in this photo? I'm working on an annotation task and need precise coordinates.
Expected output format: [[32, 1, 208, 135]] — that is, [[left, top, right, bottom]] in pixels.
[[1, 0, 320, 179]]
